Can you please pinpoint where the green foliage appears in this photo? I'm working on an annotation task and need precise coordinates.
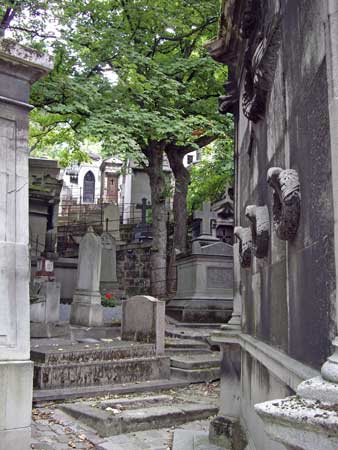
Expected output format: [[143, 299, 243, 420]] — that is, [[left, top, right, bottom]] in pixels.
[[3, 0, 228, 162], [187, 119, 234, 212]]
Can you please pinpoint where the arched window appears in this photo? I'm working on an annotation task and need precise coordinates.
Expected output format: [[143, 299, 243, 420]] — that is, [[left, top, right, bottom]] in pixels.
[[83, 171, 95, 203]]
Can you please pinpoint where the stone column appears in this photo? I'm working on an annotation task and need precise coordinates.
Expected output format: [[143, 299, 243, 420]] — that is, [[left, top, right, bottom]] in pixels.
[[0, 39, 52, 449], [208, 243, 243, 448], [320, 0, 338, 386], [70, 227, 103, 326]]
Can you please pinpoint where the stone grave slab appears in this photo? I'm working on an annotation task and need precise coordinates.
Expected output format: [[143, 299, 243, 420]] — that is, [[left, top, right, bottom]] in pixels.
[[61, 395, 218, 437]]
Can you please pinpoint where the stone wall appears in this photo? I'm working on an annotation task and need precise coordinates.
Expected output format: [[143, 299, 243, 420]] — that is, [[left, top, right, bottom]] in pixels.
[[236, 0, 334, 370], [116, 242, 152, 297], [208, 1, 337, 449]]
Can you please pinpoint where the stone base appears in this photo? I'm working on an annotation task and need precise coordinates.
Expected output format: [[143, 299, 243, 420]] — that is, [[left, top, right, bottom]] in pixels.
[[30, 321, 70, 338], [209, 416, 247, 450], [0, 427, 31, 450], [70, 289, 103, 326], [255, 394, 338, 450], [0, 361, 33, 450], [166, 304, 232, 323]]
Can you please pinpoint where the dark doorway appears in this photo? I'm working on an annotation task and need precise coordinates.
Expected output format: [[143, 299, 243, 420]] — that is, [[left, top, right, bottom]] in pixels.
[[83, 171, 95, 203]]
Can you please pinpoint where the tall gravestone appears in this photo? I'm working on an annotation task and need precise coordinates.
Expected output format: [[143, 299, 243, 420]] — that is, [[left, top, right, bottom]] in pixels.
[[100, 231, 117, 290], [0, 40, 53, 449], [70, 227, 103, 326]]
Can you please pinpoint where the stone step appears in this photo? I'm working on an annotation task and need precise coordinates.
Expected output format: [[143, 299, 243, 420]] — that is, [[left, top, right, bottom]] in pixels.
[[170, 352, 221, 370], [166, 328, 215, 343], [166, 316, 223, 329], [171, 366, 220, 383], [61, 397, 218, 437], [173, 430, 227, 450], [33, 378, 190, 403], [31, 340, 156, 364], [165, 337, 209, 350], [34, 355, 170, 389]]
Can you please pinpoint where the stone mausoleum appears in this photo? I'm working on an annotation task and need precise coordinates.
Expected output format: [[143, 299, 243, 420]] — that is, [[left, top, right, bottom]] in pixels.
[[205, 1, 338, 449]]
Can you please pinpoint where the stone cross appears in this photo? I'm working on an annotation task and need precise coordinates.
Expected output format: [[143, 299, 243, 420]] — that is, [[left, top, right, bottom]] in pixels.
[[193, 201, 217, 236]]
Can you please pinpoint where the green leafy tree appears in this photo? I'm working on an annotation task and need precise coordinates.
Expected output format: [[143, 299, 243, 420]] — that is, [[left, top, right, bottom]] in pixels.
[[1, 0, 230, 296]]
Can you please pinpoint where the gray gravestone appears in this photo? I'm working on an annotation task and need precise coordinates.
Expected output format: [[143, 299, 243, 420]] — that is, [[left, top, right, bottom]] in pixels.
[[103, 204, 120, 240], [100, 232, 117, 289], [70, 227, 103, 326], [121, 295, 165, 355]]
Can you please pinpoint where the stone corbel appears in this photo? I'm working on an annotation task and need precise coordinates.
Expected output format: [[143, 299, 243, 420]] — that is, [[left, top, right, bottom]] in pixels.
[[245, 205, 270, 258], [267, 167, 301, 241], [234, 226, 252, 268]]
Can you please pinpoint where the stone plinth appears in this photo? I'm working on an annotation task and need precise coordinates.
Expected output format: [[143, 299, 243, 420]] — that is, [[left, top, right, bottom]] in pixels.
[[70, 227, 103, 326], [0, 38, 53, 449], [121, 295, 165, 355], [167, 239, 233, 322], [255, 394, 338, 450]]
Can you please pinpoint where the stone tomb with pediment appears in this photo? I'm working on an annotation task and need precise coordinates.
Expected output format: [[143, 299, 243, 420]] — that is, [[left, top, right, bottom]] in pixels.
[[167, 202, 234, 323]]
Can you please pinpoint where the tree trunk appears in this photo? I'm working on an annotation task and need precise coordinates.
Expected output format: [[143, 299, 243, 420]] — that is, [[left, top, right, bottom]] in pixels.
[[166, 146, 191, 295], [144, 142, 167, 298]]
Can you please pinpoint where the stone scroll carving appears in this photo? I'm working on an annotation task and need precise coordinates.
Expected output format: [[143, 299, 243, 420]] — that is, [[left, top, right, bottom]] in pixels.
[[234, 226, 252, 269], [245, 205, 270, 258], [267, 167, 301, 241], [242, 13, 282, 123]]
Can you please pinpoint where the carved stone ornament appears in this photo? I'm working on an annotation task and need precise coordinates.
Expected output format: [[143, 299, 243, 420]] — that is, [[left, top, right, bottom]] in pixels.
[[267, 167, 301, 241], [218, 81, 238, 115], [234, 226, 252, 269], [245, 205, 270, 258], [242, 13, 282, 123]]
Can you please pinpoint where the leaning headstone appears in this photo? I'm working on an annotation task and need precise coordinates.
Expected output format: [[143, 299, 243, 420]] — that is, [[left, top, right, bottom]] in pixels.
[[0, 39, 53, 449], [103, 204, 120, 240], [121, 295, 165, 355], [100, 232, 117, 290], [70, 227, 103, 326]]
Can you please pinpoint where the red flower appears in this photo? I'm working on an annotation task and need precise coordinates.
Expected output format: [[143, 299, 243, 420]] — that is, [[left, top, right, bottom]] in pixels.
[[105, 293, 113, 299]]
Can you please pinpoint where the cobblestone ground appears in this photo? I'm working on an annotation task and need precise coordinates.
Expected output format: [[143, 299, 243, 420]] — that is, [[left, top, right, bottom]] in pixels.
[[31, 382, 220, 450]]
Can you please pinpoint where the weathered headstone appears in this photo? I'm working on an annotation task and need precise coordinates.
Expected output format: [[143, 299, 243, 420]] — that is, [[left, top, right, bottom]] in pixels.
[[100, 231, 117, 289], [0, 39, 53, 449], [70, 227, 103, 326], [103, 204, 120, 240], [121, 295, 165, 355]]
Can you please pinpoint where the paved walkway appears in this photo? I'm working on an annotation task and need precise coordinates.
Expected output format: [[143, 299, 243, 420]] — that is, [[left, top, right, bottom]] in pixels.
[[31, 383, 220, 450]]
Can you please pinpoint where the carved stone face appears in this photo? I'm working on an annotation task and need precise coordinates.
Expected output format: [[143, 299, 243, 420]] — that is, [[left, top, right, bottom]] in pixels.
[[267, 168, 301, 241], [234, 226, 253, 269]]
